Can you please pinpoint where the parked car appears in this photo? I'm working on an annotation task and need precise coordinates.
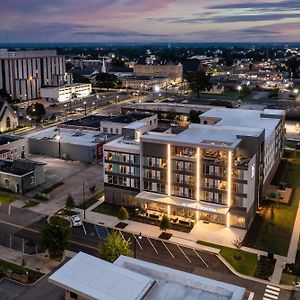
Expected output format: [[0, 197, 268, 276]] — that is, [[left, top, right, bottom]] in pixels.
[[70, 215, 82, 227], [293, 282, 300, 288]]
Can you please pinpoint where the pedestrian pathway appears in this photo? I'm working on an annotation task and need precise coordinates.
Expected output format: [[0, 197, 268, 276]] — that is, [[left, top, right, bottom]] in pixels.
[[263, 284, 280, 300], [0, 245, 60, 274]]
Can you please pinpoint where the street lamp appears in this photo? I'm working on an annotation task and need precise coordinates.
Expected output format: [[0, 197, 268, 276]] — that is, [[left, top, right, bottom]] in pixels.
[[56, 135, 61, 158], [134, 232, 142, 258], [294, 89, 299, 95], [92, 101, 95, 109], [154, 85, 160, 93], [83, 101, 87, 116]]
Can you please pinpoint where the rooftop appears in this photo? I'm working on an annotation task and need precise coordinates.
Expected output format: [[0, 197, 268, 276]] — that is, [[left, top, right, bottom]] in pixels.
[[61, 115, 111, 129], [49, 252, 245, 300], [28, 127, 117, 146], [49, 252, 154, 300], [0, 159, 44, 176], [142, 123, 263, 150], [201, 107, 284, 140], [103, 112, 154, 124], [0, 135, 25, 146]]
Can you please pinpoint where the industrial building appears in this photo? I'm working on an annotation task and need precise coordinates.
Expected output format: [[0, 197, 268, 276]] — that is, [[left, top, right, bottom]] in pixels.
[[28, 127, 117, 163]]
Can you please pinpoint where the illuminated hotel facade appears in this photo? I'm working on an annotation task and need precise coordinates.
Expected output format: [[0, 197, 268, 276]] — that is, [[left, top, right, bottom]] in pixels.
[[104, 108, 285, 229]]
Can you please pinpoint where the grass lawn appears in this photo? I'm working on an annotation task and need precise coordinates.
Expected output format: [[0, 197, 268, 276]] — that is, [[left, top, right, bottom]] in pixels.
[[0, 259, 25, 274], [280, 273, 299, 285], [0, 193, 15, 204], [250, 152, 300, 256], [197, 241, 258, 276], [77, 191, 104, 209], [92, 202, 120, 217]]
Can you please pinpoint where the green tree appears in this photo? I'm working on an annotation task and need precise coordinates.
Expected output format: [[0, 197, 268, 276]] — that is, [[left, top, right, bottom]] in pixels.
[[189, 110, 201, 123], [232, 236, 243, 259], [160, 215, 171, 232], [39, 216, 70, 259], [65, 194, 75, 211], [26, 103, 46, 122], [118, 207, 129, 223], [0, 89, 12, 103], [73, 74, 90, 84], [98, 230, 132, 262], [186, 69, 212, 98]]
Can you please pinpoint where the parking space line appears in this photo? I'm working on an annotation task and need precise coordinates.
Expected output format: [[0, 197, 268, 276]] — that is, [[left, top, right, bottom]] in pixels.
[[162, 241, 175, 259], [147, 237, 158, 254], [193, 249, 209, 268], [133, 234, 143, 250], [118, 230, 125, 240], [81, 222, 87, 235], [177, 245, 191, 263]]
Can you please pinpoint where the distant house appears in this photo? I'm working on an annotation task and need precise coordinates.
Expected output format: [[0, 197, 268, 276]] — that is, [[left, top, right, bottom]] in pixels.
[[0, 159, 45, 194], [0, 100, 18, 132]]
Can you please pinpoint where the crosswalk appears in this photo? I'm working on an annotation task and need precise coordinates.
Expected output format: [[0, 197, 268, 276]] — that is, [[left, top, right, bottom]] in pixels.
[[263, 285, 280, 300]]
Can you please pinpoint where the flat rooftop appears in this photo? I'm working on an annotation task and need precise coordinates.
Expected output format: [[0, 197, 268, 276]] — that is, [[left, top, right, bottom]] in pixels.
[[104, 136, 140, 153], [49, 252, 154, 300], [103, 112, 154, 124], [28, 127, 117, 146], [201, 107, 284, 140], [49, 252, 244, 300], [142, 123, 263, 150], [0, 135, 25, 146], [61, 115, 111, 129], [123, 103, 213, 115]]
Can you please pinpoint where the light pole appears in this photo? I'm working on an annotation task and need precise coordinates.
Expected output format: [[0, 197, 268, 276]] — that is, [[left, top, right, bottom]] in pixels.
[[133, 232, 142, 258], [92, 101, 95, 110], [84, 101, 87, 116], [56, 134, 61, 158], [237, 85, 242, 95]]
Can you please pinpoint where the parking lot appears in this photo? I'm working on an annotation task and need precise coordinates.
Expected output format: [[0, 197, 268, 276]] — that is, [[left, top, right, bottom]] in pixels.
[[70, 222, 230, 277]]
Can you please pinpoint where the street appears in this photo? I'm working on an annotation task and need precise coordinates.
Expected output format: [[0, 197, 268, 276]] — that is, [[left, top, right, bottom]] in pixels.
[[0, 204, 297, 300]]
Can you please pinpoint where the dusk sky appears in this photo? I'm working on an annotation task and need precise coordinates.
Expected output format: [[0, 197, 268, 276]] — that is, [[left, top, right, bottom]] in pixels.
[[0, 0, 299, 43]]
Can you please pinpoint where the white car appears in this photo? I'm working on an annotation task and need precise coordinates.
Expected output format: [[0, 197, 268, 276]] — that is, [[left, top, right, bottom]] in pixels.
[[70, 215, 82, 227], [293, 281, 300, 288]]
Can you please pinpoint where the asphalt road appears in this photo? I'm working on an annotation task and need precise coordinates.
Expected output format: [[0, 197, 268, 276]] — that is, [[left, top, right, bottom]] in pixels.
[[0, 204, 298, 300]]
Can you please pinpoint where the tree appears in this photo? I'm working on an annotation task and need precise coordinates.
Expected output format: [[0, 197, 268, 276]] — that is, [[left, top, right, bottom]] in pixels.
[[39, 216, 70, 259], [186, 69, 212, 98], [118, 207, 129, 223], [65, 194, 75, 211], [0, 89, 12, 103], [160, 215, 171, 232], [189, 110, 201, 123], [73, 74, 90, 84], [98, 230, 132, 262], [26, 103, 46, 122], [232, 236, 243, 259]]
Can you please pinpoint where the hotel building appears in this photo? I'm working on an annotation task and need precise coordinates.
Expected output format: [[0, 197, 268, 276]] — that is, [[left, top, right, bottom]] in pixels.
[[104, 108, 285, 229], [0, 49, 71, 100]]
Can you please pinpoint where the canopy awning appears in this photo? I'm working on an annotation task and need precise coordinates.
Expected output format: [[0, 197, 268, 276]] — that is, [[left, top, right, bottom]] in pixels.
[[136, 191, 229, 215]]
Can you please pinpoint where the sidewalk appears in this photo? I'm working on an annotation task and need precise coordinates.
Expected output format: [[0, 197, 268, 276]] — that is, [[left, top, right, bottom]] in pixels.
[[0, 245, 60, 274]]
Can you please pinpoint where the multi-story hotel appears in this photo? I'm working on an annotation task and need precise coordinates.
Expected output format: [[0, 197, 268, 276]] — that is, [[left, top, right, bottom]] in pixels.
[[0, 49, 71, 100], [104, 108, 285, 229]]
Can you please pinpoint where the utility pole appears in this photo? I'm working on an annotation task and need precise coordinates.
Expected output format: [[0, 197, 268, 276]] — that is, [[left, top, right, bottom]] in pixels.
[[82, 181, 85, 219]]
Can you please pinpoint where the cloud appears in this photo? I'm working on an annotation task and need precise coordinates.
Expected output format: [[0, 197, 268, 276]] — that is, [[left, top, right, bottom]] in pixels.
[[208, 0, 300, 10], [72, 30, 170, 37]]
